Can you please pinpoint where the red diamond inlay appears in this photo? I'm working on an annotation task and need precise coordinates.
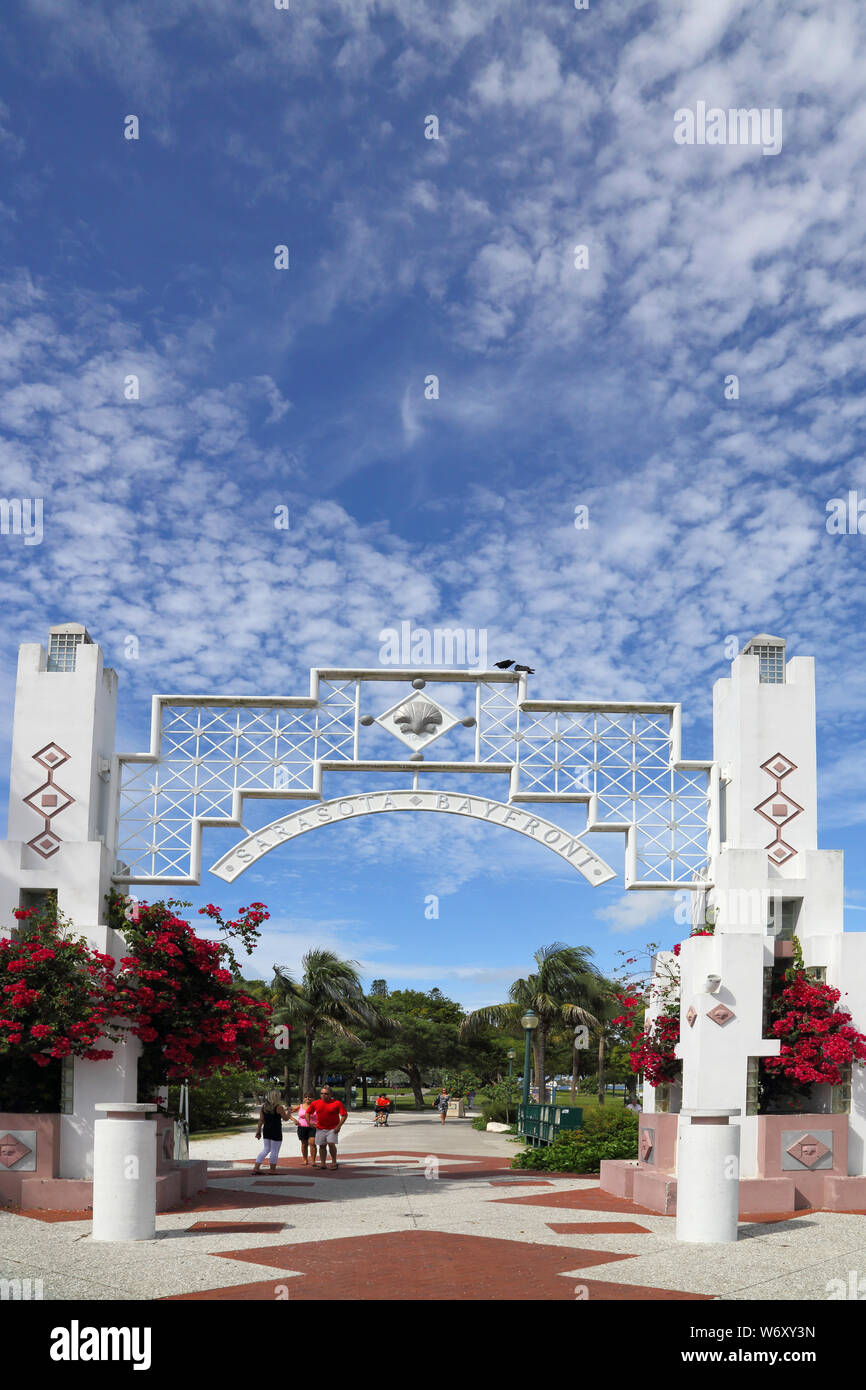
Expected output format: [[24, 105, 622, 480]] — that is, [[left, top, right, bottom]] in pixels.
[[639, 1129, 654, 1160], [761, 753, 797, 779], [33, 743, 70, 769], [0, 1133, 32, 1168], [27, 830, 62, 859], [686, 1006, 697, 1028], [769, 842, 796, 864], [755, 792, 803, 826], [24, 781, 73, 819], [756, 753, 802, 867], [707, 1003, 735, 1026], [785, 1133, 830, 1170]]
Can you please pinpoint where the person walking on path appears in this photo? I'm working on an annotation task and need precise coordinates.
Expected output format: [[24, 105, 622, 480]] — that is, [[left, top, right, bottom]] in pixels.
[[289, 1092, 318, 1164], [433, 1088, 450, 1125], [307, 1085, 347, 1169], [253, 1090, 290, 1173]]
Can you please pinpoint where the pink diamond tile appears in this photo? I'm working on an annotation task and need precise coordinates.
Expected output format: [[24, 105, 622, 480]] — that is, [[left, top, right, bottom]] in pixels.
[[686, 1005, 697, 1028], [24, 781, 73, 819], [785, 1133, 830, 1169], [639, 1129, 653, 1160], [0, 1133, 32, 1168], [33, 742, 70, 770], [769, 842, 796, 865], [755, 792, 803, 826], [707, 1003, 735, 1027], [27, 830, 62, 859], [761, 753, 797, 779]]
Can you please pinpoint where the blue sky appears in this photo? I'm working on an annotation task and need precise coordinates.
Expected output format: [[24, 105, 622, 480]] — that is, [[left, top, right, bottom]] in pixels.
[[1, 0, 866, 1007]]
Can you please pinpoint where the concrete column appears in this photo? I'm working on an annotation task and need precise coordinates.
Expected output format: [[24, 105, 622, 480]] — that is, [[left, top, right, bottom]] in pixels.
[[675, 1109, 740, 1243], [91, 1102, 157, 1242]]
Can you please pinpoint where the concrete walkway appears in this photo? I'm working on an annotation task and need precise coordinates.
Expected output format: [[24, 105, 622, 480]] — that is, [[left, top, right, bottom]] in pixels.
[[2, 1111, 864, 1300]]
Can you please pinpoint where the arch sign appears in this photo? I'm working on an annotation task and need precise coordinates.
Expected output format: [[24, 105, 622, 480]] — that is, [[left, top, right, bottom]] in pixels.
[[209, 789, 618, 885], [114, 667, 715, 889]]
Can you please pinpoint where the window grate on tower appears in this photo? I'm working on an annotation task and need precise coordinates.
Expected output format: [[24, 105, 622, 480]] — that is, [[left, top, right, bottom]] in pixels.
[[47, 629, 91, 671], [741, 635, 786, 683], [751, 645, 785, 683]]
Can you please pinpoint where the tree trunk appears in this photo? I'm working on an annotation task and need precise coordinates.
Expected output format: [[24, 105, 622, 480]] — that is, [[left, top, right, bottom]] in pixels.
[[538, 1029, 547, 1104], [302, 1026, 315, 1098], [283, 1062, 291, 1107], [405, 1062, 425, 1109], [597, 1031, 605, 1105], [361, 1072, 368, 1110]]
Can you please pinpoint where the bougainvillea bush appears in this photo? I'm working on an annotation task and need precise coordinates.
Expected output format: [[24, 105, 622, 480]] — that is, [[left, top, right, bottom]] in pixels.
[[108, 894, 273, 1082], [0, 897, 275, 1108], [0, 908, 120, 1066], [614, 930, 866, 1113], [760, 974, 866, 1111]]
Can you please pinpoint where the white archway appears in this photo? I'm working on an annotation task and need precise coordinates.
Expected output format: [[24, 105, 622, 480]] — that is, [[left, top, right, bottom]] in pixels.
[[208, 789, 617, 885]]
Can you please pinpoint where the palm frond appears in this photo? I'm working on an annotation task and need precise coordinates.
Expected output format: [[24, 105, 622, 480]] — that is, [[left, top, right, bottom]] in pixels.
[[459, 1002, 521, 1038]]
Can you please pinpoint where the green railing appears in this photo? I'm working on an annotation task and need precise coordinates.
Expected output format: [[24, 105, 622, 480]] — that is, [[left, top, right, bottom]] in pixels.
[[518, 1102, 583, 1147]]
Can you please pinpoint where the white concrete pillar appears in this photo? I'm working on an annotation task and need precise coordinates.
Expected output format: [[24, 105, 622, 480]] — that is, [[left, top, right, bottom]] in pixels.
[[91, 1102, 157, 1242], [675, 1110, 740, 1243]]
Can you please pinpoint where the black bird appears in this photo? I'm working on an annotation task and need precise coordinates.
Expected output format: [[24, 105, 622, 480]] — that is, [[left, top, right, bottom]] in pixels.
[[514, 664, 535, 674], [493, 659, 515, 669]]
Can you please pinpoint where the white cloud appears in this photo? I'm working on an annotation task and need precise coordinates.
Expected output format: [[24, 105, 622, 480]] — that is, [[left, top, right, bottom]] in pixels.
[[596, 892, 678, 935]]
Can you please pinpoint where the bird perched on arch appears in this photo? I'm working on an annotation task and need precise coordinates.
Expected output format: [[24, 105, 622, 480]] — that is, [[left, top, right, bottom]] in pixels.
[[514, 664, 535, 674], [493, 659, 515, 669]]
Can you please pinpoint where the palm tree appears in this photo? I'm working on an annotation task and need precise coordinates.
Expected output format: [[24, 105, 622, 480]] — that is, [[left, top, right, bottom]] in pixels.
[[593, 991, 620, 1105], [459, 943, 604, 1102], [271, 949, 390, 1099]]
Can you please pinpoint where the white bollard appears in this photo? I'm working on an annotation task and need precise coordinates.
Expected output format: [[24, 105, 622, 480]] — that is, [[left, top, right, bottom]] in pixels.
[[91, 1102, 158, 1242], [675, 1109, 740, 1243]]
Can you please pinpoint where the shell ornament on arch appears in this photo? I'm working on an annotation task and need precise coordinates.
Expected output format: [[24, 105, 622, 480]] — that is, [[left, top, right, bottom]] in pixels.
[[393, 700, 444, 738]]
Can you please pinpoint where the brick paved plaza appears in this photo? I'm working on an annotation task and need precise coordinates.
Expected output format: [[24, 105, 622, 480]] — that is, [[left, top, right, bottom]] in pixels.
[[4, 1112, 865, 1302]]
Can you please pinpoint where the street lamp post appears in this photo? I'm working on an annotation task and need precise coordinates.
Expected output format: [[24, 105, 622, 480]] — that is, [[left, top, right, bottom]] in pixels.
[[506, 1048, 515, 1123], [520, 1010, 539, 1111]]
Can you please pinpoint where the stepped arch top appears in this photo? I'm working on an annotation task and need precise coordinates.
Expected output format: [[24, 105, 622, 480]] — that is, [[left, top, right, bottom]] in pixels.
[[112, 667, 717, 888]]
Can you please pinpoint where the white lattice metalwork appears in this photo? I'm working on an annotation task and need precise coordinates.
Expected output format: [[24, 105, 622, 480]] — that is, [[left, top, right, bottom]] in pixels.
[[114, 669, 717, 887]]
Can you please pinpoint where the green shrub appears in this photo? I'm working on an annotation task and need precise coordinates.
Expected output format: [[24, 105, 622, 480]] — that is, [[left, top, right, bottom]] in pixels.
[[475, 1096, 518, 1126], [511, 1108, 638, 1172], [166, 1069, 263, 1132]]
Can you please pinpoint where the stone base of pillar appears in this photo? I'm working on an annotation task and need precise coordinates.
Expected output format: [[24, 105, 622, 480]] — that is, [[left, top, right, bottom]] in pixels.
[[17, 1170, 199, 1212]]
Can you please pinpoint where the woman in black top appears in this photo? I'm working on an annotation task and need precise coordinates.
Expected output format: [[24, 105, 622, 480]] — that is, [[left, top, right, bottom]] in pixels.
[[254, 1090, 290, 1173]]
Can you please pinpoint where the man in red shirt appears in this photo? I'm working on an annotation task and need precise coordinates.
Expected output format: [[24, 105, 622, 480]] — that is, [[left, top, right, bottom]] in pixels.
[[308, 1086, 347, 1169]]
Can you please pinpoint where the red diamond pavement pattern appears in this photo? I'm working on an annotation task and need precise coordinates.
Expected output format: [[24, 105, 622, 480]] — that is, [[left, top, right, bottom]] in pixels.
[[187, 1221, 287, 1233], [547, 1222, 654, 1235], [493, 1188, 666, 1214], [161, 1229, 711, 1301], [172, 1188, 323, 1213]]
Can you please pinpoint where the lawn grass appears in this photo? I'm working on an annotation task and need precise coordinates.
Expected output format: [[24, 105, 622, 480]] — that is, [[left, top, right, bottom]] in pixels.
[[549, 1092, 628, 1113], [189, 1125, 249, 1139]]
